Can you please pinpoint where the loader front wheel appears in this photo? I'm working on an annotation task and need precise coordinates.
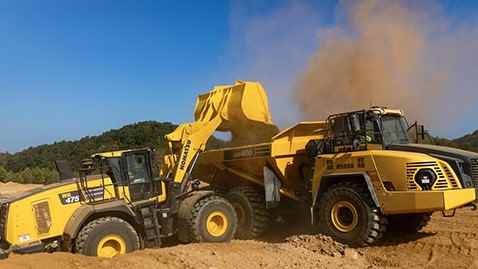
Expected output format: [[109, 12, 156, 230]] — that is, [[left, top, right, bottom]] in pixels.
[[190, 195, 237, 242], [75, 217, 140, 258], [226, 186, 270, 239], [318, 182, 386, 246]]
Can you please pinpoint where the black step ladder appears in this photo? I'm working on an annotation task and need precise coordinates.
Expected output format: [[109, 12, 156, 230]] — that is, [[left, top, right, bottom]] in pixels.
[[139, 206, 162, 248]]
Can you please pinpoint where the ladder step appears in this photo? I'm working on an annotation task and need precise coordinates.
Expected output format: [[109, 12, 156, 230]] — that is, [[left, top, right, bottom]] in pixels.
[[145, 229, 157, 240], [143, 218, 154, 228], [140, 207, 153, 217]]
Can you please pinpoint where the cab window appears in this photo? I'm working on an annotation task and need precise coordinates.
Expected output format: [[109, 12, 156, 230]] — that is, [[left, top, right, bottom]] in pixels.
[[126, 154, 148, 184]]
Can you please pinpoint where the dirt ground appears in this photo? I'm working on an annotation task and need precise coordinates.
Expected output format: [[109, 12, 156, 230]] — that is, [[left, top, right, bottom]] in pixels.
[[0, 182, 40, 199], [2, 182, 478, 269]]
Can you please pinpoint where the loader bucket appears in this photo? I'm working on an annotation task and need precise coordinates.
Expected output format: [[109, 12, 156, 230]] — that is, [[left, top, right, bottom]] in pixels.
[[194, 81, 279, 145]]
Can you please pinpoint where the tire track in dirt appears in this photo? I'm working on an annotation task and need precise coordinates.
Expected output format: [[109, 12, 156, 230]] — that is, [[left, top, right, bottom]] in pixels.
[[363, 210, 478, 269]]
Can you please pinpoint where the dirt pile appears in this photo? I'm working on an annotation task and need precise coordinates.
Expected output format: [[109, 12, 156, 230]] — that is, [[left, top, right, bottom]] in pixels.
[[1, 239, 369, 269], [0, 182, 39, 199], [286, 234, 347, 257]]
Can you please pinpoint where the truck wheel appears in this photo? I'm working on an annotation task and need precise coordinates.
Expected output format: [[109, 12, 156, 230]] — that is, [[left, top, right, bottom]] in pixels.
[[226, 186, 270, 239], [387, 213, 431, 233], [75, 217, 140, 258], [318, 182, 386, 246], [190, 195, 237, 242]]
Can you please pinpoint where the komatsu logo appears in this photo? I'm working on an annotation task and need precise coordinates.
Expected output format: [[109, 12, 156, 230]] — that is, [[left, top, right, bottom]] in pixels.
[[179, 140, 192, 170]]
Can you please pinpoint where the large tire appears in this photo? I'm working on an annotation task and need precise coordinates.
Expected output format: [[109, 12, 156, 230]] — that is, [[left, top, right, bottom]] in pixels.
[[190, 195, 237, 242], [226, 186, 271, 239], [386, 213, 431, 233], [75, 217, 140, 257], [318, 182, 386, 246]]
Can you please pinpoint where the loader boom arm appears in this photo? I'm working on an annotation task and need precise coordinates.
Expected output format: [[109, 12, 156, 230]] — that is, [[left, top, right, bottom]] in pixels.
[[161, 81, 278, 189]]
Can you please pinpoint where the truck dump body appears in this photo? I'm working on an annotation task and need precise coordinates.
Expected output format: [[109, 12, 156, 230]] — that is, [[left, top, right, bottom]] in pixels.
[[194, 144, 272, 189], [194, 122, 327, 201]]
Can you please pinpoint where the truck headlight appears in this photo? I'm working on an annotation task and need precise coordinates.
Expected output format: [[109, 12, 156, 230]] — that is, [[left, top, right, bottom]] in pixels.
[[415, 168, 437, 190]]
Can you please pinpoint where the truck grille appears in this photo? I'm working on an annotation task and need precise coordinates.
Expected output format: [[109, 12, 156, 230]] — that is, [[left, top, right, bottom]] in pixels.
[[441, 165, 460, 188], [471, 159, 478, 187], [407, 161, 458, 190]]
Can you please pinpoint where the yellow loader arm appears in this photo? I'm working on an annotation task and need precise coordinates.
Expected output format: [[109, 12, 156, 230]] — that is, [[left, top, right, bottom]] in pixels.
[[162, 81, 278, 185]]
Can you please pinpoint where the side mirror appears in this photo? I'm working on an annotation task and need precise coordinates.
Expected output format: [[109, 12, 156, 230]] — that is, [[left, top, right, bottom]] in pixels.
[[407, 122, 426, 143], [418, 124, 425, 141]]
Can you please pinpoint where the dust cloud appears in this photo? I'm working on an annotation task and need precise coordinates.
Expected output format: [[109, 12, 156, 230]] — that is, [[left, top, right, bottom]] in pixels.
[[227, 0, 478, 137], [294, 0, 478, 132]]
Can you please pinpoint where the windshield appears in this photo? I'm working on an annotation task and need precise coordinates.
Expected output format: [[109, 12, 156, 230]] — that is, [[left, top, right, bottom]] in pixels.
[[380, 116, 409, 145]]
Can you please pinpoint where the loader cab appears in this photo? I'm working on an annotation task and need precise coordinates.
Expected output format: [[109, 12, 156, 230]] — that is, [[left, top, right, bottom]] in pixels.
[[120, 150, 158, 202], [327, 107, 409, 152], [84, 149, 162, 203]]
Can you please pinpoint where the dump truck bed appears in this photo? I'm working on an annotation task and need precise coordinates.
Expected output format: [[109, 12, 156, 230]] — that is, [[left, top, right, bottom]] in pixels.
[[193, 121, 328, 201]]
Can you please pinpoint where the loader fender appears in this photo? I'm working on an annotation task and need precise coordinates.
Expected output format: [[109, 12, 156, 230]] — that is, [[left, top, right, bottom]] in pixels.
[[63, 200, 136, 245], [314, 172, 380, 209]]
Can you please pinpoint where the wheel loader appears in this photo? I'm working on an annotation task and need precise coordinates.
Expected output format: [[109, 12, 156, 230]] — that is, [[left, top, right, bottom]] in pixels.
[[0, 81, 276, 258], [192, 107, 478, 246]]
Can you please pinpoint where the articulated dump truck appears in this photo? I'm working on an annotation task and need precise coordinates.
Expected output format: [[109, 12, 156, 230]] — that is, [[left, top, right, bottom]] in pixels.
[[193, 106, 478, 246]]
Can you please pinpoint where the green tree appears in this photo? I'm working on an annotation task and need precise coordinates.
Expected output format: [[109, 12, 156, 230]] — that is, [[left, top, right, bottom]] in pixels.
[[0, 120, 226, 185], [0, 166, 8, 183], [9, 171, 22, 183], [20, 168, 34, 184]]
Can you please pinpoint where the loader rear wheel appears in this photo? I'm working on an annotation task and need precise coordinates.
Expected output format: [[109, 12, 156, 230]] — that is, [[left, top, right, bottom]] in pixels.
[[75, 217, 140, 258], [190, 195, 237, 242], [386, 213, 431, 233], [226, 186, 270, 239], [318, 182, 386, 246]]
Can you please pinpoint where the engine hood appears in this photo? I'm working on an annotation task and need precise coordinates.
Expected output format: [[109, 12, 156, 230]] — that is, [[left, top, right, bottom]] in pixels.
[[388, 143, 478, 161]]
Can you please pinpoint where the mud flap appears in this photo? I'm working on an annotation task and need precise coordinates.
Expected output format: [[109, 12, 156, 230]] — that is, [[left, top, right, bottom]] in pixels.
[[263, 167, 281, 209]]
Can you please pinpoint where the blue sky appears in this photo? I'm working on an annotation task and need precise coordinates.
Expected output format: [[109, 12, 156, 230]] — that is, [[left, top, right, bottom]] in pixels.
[[0, 0, 477, 152]]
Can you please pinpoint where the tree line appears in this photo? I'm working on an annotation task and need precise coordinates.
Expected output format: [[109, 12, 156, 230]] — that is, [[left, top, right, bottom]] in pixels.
[[0, 121, 224, 184], [0, 120, 476, 185]]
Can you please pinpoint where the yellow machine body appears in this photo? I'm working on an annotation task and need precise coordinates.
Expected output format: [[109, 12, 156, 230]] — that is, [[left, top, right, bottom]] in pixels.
[[193, 118, 476, 215], [2, 150, 167, 250], [162, 81, 278, 184]]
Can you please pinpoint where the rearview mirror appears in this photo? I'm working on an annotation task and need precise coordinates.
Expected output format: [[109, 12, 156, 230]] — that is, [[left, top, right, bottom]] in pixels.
[[408, 121, 426, 143]]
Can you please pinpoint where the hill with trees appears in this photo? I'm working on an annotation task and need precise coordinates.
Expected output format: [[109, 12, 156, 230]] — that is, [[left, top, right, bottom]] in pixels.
[[0, 121, 223, 184], [0, 121, 477, 184], [432, 130, 478, 152]]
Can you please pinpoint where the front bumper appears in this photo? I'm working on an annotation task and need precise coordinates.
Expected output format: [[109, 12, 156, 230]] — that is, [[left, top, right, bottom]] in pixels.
[[381, 188, 476, 215]]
